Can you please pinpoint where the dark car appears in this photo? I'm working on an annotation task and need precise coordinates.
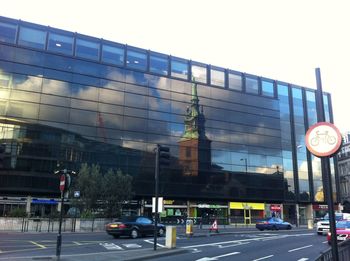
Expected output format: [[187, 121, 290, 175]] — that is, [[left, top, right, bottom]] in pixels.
[[106, 216, 166, 239], [256, 217, 292, 231]]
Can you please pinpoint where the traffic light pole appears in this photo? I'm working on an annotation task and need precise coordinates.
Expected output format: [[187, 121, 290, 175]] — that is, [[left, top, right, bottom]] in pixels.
[[154, 145, 159, 251]]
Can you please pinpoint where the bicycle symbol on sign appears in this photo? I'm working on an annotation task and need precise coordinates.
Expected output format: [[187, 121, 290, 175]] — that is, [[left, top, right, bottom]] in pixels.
[[311, 130, 336, 146]]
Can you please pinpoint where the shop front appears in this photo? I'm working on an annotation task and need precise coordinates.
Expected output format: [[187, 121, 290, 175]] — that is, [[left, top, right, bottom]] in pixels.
[[143, 199, 187, 224], [230, 202, 265, 224], [190, 202, 228, 225]]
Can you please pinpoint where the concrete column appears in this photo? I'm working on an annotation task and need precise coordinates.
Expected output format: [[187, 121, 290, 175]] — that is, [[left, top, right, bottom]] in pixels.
[[296, 204, 299, 227], [26, 196, 31, 217]]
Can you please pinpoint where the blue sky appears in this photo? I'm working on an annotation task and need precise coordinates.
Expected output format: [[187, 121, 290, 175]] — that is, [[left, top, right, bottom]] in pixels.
[[2, 0, 349, 132]]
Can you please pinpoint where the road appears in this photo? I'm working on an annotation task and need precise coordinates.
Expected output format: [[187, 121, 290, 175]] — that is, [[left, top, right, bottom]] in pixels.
[[0, 228, 329, 260]]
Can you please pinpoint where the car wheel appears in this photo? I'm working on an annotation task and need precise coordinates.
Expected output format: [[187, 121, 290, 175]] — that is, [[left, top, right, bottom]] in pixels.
[[158, 228, 165, 237], [258, 228, 264, 231], [317, 232, 322, 235], [112, 235, 120, 239], [287, 225, 292, 230], [272, 225, 277, 230], [130, 229, 139, 239]]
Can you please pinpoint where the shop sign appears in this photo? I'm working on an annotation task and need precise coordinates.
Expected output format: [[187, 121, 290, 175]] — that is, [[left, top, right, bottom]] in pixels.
[[198, 204, 210, 208], [230, 202, 265, 210], [164, 200, 174, 205], [270, 204, 281, 211], [313, 204, 328, 210]]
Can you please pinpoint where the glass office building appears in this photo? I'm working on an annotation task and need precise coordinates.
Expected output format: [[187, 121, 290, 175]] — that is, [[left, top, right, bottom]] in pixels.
[[0, 16, 338, 223]]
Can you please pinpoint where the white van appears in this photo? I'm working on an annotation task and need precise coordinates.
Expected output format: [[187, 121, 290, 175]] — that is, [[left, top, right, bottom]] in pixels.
[[316, 212, 350, 235]]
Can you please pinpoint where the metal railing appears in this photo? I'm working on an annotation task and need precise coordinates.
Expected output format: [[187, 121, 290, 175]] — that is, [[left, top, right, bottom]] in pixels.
[[315, 240, 350, 261]]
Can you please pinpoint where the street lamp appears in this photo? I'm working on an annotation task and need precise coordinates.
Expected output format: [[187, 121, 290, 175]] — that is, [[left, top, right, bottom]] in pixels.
[[240, 158, 247, 174]]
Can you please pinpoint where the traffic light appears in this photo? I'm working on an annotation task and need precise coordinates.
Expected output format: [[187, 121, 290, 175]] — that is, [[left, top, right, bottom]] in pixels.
[[158, 145, 170, 167]]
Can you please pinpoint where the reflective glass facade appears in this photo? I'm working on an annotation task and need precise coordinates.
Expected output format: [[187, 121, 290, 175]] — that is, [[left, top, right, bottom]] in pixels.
[[0, 16, 336, 207]]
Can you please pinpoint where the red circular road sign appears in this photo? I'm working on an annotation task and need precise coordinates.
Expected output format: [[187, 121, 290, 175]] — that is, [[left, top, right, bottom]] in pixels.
[[305, 122, 342, 157], [59, 174, 66, 192]]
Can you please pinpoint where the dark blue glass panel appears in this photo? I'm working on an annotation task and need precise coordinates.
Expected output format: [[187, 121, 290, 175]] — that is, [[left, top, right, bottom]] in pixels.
[[75, 39, 99, 61], [102, 44, 124, 66], [171, 59, 188, 79], [18, 27, 46, 50], [126, 50, 147, 70], [48, 33, 74, 55], [0, 22, 17, 44], [150, 55, 168, 75], [228, 73, 242, 91], [262, 80, 274, 97], [245, 76, 259, 94]]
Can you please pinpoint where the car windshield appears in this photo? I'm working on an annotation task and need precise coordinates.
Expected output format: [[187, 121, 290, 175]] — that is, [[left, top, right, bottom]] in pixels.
[[323, 213, 343, 221], [336, 220, 350, 229]]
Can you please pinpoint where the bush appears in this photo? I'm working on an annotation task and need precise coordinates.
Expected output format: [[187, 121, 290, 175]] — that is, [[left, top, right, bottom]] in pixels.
[[8, 208, 27, 217]]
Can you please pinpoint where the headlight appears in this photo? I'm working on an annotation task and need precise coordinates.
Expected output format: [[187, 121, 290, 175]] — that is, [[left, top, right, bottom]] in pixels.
[[317, 222, 322, 226]]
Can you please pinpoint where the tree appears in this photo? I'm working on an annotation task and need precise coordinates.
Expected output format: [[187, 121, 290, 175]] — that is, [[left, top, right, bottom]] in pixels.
[[73, 163, 103, 214], [73, 164, 133, 218], [102, 169, 134, 218]]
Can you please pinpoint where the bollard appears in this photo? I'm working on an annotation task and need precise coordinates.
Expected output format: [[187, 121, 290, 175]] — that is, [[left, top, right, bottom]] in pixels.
[[186, 219, 193, 237], [307, 219, 314, 229], [165, 226, 176, 248]]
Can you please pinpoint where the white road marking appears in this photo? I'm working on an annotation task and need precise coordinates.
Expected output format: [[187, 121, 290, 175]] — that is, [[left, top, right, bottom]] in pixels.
[[122, 243, 142, 248], [196, 252, 240, 261], [191, 248, 202, 253], [322, 241, 328, 244], [297, 258, 309, 261], [252, 255, 274, 261], [144, 239, 165, 248], [218, 242, 250, 248], [73, 241, 82, 245], [288, 245, 313, 252], [99, 242, 123, 250]]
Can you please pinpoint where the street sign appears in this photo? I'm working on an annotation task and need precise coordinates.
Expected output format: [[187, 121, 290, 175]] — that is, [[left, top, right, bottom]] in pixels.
[[305, 122, 342, 157], [59, 174, 66, 192], [73, 191, 80, 198], [152, 197, 163, 213]]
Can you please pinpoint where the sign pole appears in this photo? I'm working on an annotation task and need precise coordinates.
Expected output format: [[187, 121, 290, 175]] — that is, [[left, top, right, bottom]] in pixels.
[[154, 145, 159, 251], [56, 171, 67, 259], [315, 68, 338, 260]]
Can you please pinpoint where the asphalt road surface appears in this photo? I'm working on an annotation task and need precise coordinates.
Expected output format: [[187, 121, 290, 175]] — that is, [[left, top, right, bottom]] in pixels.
[[0, 228, 329, 260]]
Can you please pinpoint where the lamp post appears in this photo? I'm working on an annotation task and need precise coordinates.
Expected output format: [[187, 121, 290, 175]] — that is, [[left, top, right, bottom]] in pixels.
[[240, 158, 247, 174]]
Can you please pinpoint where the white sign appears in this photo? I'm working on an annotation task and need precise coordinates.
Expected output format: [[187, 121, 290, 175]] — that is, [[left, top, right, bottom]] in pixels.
[[152, 197, 164, 213], [305, 122, 342, 157]]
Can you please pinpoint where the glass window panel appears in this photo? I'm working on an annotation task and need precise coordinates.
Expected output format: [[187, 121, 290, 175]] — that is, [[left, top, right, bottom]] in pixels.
[[191, 64, 207, 83], [102, 44, 124, 65], [228, 73, 242, 91], [7, 100, 39, 119], [171, 59, 188, 79], [48, 33, 74, 55], [12, 74, 42, 93], [150, 55, 168, 75], [262, 80, 274, 97], [0, 22, 17, 44], [75, 38, 100, 61], [69, 109, 97, 126], [211, 69, 225, 87], [18, 26, 46, 49], [39, 104, 69, 122], [126, 50, 147, 70], [245, 76, 259, 94]]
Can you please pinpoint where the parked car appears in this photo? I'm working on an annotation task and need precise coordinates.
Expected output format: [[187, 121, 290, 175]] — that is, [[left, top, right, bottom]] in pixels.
[[327, 220, 350, 244], [255, 217, 292, 231], [106, 216, 166, 239], [317, 213, 350, 235]]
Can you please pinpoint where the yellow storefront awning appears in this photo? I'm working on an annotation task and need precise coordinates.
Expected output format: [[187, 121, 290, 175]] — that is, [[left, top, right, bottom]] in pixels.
[[230, 202, 265, 210]]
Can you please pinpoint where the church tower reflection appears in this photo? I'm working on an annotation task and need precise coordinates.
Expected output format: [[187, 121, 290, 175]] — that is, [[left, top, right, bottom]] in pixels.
[[178, 78, 211, 176]]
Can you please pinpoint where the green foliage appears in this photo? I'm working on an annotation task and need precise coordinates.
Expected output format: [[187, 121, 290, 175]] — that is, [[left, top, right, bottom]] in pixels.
[[73, 164, 134, 218], [8, 208, 27, 217]]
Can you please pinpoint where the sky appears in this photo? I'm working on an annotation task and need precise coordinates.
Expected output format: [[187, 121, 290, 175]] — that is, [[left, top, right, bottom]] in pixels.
[[2, 0, 349, 132]]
